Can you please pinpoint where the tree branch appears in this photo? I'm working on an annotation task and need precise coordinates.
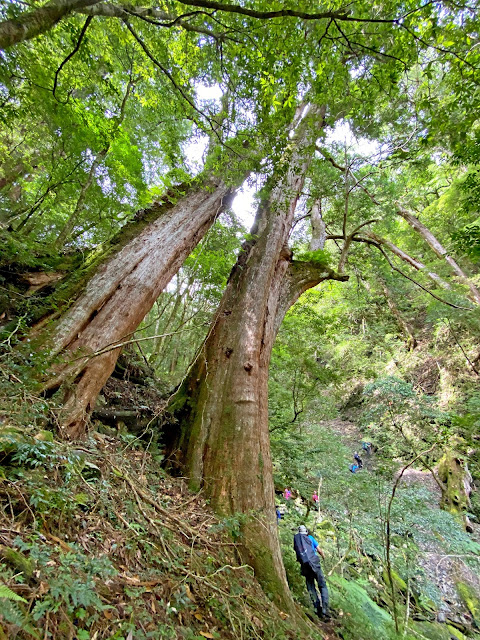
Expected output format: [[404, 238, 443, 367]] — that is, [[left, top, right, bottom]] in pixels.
[[53, 15, 93, 100], [0, 0, 99, 49]]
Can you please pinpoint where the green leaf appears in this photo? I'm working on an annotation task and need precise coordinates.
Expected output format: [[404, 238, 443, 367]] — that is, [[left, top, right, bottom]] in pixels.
[[0, 584, 27, 602]]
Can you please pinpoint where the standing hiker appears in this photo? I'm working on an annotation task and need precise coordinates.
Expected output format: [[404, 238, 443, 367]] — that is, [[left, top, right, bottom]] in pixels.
[[293, 525, 330, 620], [353, 451, 363, 469]]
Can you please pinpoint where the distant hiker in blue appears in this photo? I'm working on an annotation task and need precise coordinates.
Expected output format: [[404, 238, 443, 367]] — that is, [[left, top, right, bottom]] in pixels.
[[276, 507, 282, 523], [293, 525, 330, 620], [349, 463, 359, 473], [353, 451, 363, 469]]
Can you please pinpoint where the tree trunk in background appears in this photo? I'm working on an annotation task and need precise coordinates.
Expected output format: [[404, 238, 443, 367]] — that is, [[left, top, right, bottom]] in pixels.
[[0, 0, 99, 49], [164, 106, 327, 611], [310, 199, 326, 251], [437, 444, 473, 531], [55, 79, 133, 249], [364, 231, 451, 290], [395, 204, 480, 304], [55, 148, 107, 249], [379, 279, 417, 350], [42, 178, 236, 439]]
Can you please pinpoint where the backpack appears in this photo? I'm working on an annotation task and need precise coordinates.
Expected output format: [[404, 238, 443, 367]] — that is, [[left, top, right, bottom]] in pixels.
[[293, 533, 316, 564]]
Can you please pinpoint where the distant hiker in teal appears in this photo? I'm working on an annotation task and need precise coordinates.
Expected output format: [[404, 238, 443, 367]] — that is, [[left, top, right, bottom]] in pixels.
[[362, 441, 373, 454], [293, 525, 330, 620]]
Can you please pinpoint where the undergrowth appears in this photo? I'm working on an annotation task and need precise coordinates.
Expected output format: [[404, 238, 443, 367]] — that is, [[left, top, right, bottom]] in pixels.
[[0, 426, 318, 640]]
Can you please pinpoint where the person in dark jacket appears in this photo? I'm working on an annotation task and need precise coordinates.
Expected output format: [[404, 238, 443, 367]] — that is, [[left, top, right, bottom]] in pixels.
[[353, 451, 363, 468], [293, 525, 330, 620]]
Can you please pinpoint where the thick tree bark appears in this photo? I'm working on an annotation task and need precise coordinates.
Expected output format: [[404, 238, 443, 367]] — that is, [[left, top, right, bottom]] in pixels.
[[395, 204, 480, 304], [0, 0, 99, 49], [43, 178, 236, 438], [164, 106, 330, 610]]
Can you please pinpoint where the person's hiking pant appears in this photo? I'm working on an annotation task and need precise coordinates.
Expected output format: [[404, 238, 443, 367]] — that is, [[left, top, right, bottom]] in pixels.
[[301, 560, 329, 613]]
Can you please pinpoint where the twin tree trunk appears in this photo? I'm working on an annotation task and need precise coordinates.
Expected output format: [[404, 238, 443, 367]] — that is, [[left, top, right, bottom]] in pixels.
[[43, 178, 236, 438], [164, 106, 347, 609]]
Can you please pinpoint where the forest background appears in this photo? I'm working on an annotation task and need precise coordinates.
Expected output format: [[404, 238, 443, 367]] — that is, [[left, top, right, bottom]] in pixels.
[[0, 0, 480, 638]]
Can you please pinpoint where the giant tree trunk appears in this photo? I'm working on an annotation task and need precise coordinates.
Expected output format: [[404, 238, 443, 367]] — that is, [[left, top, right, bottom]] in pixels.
[[164, 106, 331, 610], [395, 204, 480, 304], [43, 178, 235, 439]]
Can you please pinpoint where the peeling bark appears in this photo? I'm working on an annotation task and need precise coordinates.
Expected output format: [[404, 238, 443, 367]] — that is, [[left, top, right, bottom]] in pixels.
[[43, 178, 235, 438]]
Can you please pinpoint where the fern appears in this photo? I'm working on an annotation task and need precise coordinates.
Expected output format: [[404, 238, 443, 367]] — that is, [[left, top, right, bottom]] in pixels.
[[0, 583, 27, 602]]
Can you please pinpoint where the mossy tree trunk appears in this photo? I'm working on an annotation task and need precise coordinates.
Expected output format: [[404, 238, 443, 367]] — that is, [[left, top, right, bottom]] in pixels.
[[437, 445, 473, 530], [42, 178, 235, 439], [164, 106, 346, 610]]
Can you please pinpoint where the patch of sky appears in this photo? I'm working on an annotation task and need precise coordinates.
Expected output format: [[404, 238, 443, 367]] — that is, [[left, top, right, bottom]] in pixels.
[[325, 120, 381, 158], [232, 173, 268, 230]]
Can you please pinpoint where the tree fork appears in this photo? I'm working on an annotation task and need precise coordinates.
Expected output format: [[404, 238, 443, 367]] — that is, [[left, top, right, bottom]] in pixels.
[[163, 105, 349, 611]]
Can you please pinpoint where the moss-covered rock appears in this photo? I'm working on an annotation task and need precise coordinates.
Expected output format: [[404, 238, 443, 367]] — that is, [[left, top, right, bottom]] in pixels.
[[447, 625, 468, 640], [411, 620, 457, 640], [382, 567, 407, 592]]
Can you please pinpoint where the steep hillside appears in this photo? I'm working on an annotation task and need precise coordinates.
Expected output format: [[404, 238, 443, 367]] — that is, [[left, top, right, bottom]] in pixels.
[[0, 425, 330, 640]]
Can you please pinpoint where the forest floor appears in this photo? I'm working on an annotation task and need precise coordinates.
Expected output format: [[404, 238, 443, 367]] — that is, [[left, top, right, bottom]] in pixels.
[[0, 424, 334, 640]]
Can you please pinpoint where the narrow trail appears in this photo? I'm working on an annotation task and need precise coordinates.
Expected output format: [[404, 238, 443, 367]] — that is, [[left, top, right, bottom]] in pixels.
[[319, 417, 480, 627], [320, 417, 375, 471]]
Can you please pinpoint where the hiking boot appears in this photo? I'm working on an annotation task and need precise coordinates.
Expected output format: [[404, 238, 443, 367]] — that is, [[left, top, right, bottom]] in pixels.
[[321, 609, 331, 622]]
